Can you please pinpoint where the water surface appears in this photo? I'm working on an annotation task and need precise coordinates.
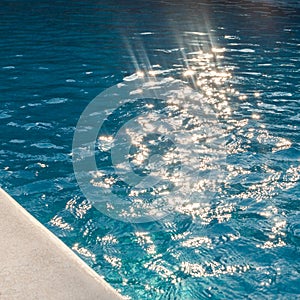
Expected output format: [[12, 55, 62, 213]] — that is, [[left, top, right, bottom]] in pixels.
[[0, 0, 299, 299]]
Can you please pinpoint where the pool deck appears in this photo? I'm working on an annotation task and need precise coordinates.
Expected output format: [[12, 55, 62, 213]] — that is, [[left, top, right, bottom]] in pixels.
[[0, 188, 123, 300]]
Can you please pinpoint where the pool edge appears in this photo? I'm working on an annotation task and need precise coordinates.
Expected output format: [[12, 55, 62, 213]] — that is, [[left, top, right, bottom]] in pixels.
[[0, 188, 124, 300]]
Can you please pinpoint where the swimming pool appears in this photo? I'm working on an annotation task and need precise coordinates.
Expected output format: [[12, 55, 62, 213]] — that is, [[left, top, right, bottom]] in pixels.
[[0, 0, 299, 298]]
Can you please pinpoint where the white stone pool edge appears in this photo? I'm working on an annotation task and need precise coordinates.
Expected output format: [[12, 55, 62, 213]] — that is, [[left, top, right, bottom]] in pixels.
[[0, 188, 123, 300]]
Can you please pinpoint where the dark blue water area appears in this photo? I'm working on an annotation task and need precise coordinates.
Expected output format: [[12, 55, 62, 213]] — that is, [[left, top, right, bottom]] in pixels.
[[0, 0, 300, 299]]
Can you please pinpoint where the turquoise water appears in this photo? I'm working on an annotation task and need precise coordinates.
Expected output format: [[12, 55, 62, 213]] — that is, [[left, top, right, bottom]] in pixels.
[[1, 0, 300, 298]]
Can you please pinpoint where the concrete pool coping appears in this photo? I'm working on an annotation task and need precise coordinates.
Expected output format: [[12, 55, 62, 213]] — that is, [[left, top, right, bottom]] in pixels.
[[0, 188, 123, 300]]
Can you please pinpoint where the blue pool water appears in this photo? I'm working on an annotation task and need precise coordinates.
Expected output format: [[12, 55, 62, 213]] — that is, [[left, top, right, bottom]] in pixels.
[[1, 0, 300, 298]]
